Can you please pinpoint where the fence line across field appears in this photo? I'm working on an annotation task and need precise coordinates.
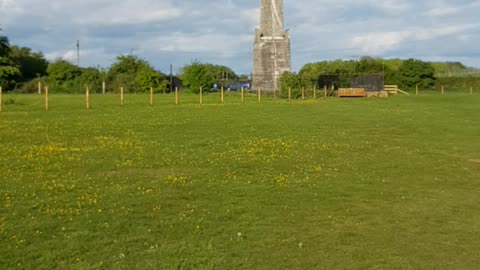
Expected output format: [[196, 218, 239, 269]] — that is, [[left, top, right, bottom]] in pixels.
[[0, 84, 477, 113]]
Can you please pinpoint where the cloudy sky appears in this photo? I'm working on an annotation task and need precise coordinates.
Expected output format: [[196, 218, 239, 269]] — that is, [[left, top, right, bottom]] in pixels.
[[1, 0, 479, 74]]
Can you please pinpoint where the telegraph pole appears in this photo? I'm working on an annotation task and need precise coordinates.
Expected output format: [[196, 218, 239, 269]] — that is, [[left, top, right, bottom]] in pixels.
[[77, 40, 80, 66], [77, 40, 81, 93], [170, 64, 173, 93]]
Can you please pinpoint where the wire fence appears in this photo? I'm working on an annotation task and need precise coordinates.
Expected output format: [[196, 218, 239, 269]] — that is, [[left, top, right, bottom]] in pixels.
[[0, 83, 478, 114]]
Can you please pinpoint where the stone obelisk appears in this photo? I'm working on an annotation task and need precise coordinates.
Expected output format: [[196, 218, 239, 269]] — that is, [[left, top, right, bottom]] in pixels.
[[253, 0, 291, 91]]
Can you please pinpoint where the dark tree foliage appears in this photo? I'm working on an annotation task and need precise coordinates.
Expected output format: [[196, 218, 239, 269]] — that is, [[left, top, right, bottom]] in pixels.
[[0, 29, 21, 90], [9, 46, 48, 81], [0, 29, 10, 57], [398, 59, 436, 89]]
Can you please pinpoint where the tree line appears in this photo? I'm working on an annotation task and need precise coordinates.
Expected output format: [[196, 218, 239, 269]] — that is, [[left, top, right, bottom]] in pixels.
[[0, 30, 238, 93], [1, 29, 478, 94]]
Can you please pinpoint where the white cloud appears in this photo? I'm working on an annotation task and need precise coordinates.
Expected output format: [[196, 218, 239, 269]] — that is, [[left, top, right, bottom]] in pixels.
[[425, 6, 460, 17], [45, 49, 94, 62], [142, 32, 252, 56], [351, 24, 478, 55], [75, 4, 183, 25]]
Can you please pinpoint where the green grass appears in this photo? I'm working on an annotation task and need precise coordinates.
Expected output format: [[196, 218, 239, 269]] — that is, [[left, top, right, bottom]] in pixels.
[[1, 93, 480, 269]]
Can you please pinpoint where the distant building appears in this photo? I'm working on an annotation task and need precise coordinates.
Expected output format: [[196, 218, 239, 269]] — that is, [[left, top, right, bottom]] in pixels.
[[253, 0, 291, 91]]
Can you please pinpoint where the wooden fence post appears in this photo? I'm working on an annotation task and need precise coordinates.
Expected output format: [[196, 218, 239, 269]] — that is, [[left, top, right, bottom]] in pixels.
[[470, 86, 473, 95], [416, 84, 419, 96], [241, 87, 245, 103], [200, 86, 203, 105], [313, 85, 317, 99], [38, 81, 42, 95], [288, 87, 291, 102], [301, 87, 305, 100], [175, 87, 179, 105], [441, 85, 444, 95], [258, 88, 261, 102], [150, 87, 154, 106], [45, 86, 49, 111], [86, 85, 90, 110], [120, 87, 124, 107], [221, 86, 224, 104], [102, 81, 106, 94], [0, 86, 2, 112], [324, 85, 327, 97]]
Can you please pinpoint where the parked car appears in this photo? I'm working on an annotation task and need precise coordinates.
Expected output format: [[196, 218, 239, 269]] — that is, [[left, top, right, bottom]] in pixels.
[[227, 82, 251, 91], [212, 83, 222, 91]]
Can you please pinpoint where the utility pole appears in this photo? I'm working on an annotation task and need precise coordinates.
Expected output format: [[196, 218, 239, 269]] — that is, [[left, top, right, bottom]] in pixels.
[[77, 40, 81, 93], [170, 64, 173, 93], [77, 40, 80, 66]]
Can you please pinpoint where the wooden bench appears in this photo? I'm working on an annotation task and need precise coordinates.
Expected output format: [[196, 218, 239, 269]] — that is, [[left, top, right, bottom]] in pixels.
[[338, 88, 367, 97], [384, 85, 399, 95]]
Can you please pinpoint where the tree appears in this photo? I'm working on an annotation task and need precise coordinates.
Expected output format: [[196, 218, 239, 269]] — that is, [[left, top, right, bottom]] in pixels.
[[180, 61, 216, 93], [398, 59, 436, 89], [0, 57, 21, 90], [107, 55, 164, 93], [0, 30, 21, 90], [47, 59, 81, 84], [8, 46, 48, 82], [0, 29, 10, 57], [279, 72, 305, 98], [135, 67, 167, 93]]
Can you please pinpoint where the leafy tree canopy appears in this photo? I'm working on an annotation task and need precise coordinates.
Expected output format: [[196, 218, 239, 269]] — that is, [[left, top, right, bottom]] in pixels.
[[278, 72, 307, 98], [398, 59, 436, 89], [47, 59, 81, 84], [0, 29, 21, 89], [180, 61, 238, 93], [107, 55, 166, 93], [9, 46, 48, 81], [0, 29, 10, 57]]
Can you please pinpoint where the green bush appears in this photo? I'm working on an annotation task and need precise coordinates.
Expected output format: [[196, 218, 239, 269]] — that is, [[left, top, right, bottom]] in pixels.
[[279, 72, 305, 99]]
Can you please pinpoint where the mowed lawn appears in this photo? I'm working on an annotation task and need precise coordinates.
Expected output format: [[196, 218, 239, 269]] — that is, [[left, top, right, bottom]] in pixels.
[[1, 93, 479, 269]]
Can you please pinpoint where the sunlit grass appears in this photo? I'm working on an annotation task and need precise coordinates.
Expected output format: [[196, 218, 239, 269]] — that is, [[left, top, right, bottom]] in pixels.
[[1, 93, 480, 269]]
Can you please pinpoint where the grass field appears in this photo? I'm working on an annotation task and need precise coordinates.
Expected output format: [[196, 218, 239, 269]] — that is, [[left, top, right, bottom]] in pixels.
[[1, 93, 480, 269]]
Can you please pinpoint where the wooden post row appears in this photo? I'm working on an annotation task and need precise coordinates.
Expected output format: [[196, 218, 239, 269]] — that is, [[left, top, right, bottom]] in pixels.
[[120, 87, 124, 106], [175, 87, 179, 105], [221, 86, 224, 104], [150, 87, 154, 106], [45, 86, 49, 111], [86, 85, 90, 110]]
